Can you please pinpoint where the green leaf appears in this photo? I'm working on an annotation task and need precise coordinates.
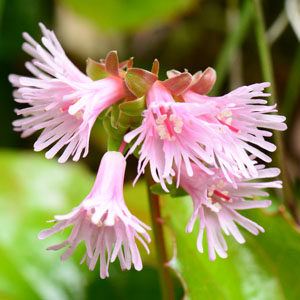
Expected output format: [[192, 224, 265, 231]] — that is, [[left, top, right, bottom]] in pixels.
[[6, 149, 298, 300], [0, 151, 162, 299], [0, 150, 94, 300], [0, 0, 5, 30], [58, 0, 196, 33], [162, 195, 300, 300]]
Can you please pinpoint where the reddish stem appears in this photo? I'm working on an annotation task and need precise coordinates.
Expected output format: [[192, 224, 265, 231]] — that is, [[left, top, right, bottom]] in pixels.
[[118, 139, 127, 153]]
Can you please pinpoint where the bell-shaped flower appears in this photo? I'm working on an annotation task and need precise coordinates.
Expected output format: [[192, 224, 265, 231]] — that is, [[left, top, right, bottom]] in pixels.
[[179, 163, 282, 260], [124, 80, 218, 191], [39, 151, 151, 278], [182, 81, 287, 180], [9, 23, 125, 163]]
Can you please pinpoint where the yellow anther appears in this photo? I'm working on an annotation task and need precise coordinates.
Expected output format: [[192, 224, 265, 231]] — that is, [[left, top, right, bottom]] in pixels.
[[75, 111, 83, 120], [174, 126, 182, 134], [214, 203, 222, 211]]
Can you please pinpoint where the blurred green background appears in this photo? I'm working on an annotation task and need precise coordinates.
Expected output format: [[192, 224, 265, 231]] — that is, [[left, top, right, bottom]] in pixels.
[[1, 0, 300, 299]]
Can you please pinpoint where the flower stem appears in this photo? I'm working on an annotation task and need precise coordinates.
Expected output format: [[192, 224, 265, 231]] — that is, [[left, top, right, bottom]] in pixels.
[[118, 139, 127, 153], [252, 0, 299, 223], [282, 44, 300, 126], [146, 169, 175, 300]]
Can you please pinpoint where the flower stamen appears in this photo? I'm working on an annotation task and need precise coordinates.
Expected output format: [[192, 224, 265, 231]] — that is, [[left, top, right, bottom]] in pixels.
[[213, 189, 231, 201], [60, 104, 71, 112], [155, 107, 183, 141], [217, 110, 239, 133]]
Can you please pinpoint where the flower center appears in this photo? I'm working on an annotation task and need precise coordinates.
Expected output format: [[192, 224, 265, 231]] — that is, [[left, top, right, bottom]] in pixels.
[[60, 104, 83, 120], [217, 109, 239, 133], [155, 106, 183, 141], [60, 104, 71, 112], [207, 180, 232, 212]]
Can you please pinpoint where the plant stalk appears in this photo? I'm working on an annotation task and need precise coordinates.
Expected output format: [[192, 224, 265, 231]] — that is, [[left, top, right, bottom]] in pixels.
[[252, 0, 299, 223], [282, 45, 300, 125], [146, 169, 175, 300], [211, 0, 253, 95]]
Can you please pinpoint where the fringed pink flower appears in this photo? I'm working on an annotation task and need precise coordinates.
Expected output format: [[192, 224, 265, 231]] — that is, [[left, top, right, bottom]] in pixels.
[[39, 151, 151, 278], [183, 82, 287, 180], [124, 81, 218, 191], [179, 163, 282, 260], [9, 23, 124, 163]]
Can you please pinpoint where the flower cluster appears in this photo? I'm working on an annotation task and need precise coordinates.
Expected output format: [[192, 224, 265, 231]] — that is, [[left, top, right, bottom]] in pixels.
[[10, 24, 286, 277]]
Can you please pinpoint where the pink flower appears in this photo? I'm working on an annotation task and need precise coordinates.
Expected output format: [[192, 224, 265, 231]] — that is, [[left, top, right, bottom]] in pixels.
[[183, 82, 287, 180], [38, 151, 151, 278], [124, 81, 218, 191], [179, 163, 281, 260], [9, 23, 124, 163]]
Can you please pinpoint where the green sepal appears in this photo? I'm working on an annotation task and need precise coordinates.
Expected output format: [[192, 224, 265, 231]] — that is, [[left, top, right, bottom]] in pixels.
[[105, 50, 120, 77], [119, 96, 146, 117], [110, 105, 143, 130], [103, 115, 127, 139], [111, 102, 121, 128], [86, 58, 109, 80], [161, 72, 192, 95], [150, 182, 188, 198], [128, 115, 143, 129], [103, 114, 127, 151], [125, 68, 157, 97], [191, 67, 216, 95], [102, 95, 145, 153], [151, 59, 159, 75], [166, 69, 181, 78], [118, 111, 138, 128]]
